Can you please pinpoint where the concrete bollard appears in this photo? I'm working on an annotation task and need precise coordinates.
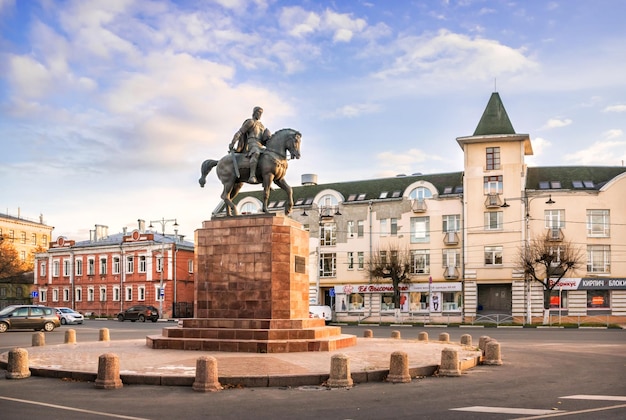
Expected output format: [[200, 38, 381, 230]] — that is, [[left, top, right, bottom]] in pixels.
[[391, 330, 401, 339], [94, 353, 123, 389], [99, 328, 110, 342], [386, 351, 411, 383], [460, 334, 472, 347], [478, 335, 491, 354], [193, 356, 222, 392], [439, 348, 461, 377], [327, 353, 353, 388], [483, 340, 503, 366], [363, 329, 373, 338], [418, 331, 428, 342], [438, 332, 450, 343], [32, 332, 45, 347], [6, 348, 31, 379], [64, 329, 76, 344]]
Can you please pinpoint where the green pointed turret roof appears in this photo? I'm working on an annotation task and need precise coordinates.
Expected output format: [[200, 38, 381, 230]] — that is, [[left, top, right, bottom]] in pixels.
[[473, 92, 516, 135]]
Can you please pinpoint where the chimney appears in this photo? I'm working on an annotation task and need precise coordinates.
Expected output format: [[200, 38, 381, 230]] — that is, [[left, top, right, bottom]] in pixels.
[[94, 224, 109, 241], [301, 174, 318, 186], [122, 227, 127, 235], [138, 219, 145, 232]]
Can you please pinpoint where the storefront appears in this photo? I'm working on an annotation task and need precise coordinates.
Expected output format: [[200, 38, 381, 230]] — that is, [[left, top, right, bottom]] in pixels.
[[549, 278, 626, 315]]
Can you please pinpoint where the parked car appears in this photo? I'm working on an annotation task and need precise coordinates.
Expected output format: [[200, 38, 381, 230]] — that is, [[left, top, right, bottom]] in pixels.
[[309, 305, 333, 324], [117, 305, 159, 322], [56, 307, 85, 325], [0, 305, 61, 333]]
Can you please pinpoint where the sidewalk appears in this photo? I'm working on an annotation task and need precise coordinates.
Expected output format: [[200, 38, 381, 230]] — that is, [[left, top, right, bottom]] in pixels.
[[0, 336, 482, 388]]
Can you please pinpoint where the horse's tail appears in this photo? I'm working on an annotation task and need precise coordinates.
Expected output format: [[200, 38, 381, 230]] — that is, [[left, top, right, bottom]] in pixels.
[[199, 159, 218, 188]]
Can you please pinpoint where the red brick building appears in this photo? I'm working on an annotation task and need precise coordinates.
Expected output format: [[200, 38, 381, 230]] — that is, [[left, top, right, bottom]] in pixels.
[[33, 221, 195, 319]]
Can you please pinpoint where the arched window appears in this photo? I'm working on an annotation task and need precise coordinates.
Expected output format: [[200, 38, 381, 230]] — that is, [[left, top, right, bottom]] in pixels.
[[409, 187, 433, 200], [318, 194, 339, 208], [240, 202, 260, 215]]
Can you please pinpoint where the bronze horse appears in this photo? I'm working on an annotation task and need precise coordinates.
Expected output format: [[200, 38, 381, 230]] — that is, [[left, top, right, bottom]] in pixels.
[[199, 128, 301, 216]]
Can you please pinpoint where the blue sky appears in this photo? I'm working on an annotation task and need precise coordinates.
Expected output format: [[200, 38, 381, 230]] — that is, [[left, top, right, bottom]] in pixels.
[[1, 0, 625, 241]]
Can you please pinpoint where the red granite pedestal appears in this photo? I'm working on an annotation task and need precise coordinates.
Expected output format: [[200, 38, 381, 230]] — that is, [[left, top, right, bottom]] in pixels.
[[147, 214, 356, 353]]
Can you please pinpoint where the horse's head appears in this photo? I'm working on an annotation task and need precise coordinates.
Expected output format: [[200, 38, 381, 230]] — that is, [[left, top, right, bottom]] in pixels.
[[287, 130, 301, 160]]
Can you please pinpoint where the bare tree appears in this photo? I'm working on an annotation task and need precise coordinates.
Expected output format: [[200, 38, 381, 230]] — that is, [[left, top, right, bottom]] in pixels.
[[517, 232, 584, 322], [367, 243, 412, 309]]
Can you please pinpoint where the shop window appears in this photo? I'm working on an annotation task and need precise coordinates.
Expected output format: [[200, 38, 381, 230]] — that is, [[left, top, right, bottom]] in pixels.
[[381, 294, 394, 311], [550, 290, 568, 309], [587, 290, 609, 309], [339, 293, 364, 311], [409, 292, 428, 311], [442, 292, 462, 311]]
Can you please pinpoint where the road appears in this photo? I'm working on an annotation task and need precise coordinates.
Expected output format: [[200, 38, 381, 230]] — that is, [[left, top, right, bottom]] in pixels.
[[1, 322, 625, 419]]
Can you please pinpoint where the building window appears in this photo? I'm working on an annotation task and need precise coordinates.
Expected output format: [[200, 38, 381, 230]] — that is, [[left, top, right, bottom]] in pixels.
[[52, 289, 59, 302], [138, 286, 145, 301], [39, 261, 46, 277], [113, 286, 120, 302], [443, 249, 460, 267], [347, 220, 355, 238], [125, 286, 133, 301], [75, 258, 83, 276], [52, 260, 60, 277], [380, 219, 388, 237], [20, 231, 26, 244], [443, 215, 460, 232], [240, 202, 259, 214], [357, 220, 364, 238], [39, 289, 47, 302], [42, 234, 48, 244], [587, 210, 609, 237], [484, 246, 503, 265], [113, 257, 120, 274], [319, 253, 336, 277], [357, 251, 364, 269], [390, 218, 398, 236], [8, 230, 14, 242], [75, 287, 82, 302], [20, 251, 26, 262], [587, 290, 610, 309], [87, 257, 95, 275], [484, 212, 503, 230], [410, 250, 430, 274], [587, 245, 610, 273], [63, 288, 70, 302], [139, 256, 147, 273], [347, 252, 354, 270], [410, 217, 430, 243], [99, 287, 107, 302], [320, 223, 337, 246], [483, 175, 503, 194], [486, 147, 500, 170], [188, 260, 193, 273], [63, 259, 71, 277], [156, 256, 163, 273], [100, 257, 107, 275], [31, 233, 37, 245], [545, 209, 565, 229], [126, 256, 134, 274], [87, 287, 95, 302], [409, 187, 432, 200]]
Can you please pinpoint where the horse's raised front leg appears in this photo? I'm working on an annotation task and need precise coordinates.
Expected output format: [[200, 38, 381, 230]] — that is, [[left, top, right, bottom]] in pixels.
[[274, 178, 293, 215]]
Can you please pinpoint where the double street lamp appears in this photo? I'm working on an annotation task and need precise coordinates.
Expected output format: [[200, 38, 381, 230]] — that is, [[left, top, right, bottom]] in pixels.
[[148, 218, 178, 318]]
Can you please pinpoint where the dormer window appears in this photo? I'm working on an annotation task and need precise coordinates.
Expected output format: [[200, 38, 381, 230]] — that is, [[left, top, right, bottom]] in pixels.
[[409, 187, 432, 200]]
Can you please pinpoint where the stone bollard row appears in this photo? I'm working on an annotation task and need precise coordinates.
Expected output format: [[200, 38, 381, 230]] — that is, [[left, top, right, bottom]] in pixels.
[[7, 348, 31, 379], [64, 329, 76, 344], [439, 348, 461, 377], [478, 335, 490, 354], [363, 329, 373, 338], [327, 353, 353, 388], [460, 334, 472, 347], [418, 331, 428, 342], [99, 328, 110, 342], [391, 330, 401, 339], [483, 340, 503, 366], [438, 332, 450, 343], [32, 332, 45, 347], [94, 353, 123, 389], [193, 356, 222, 392], [387, 351, 411, 383]]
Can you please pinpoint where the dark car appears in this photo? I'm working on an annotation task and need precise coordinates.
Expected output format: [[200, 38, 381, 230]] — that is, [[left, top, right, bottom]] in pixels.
[[117, 305, 159, 322], [0, 305, 61, 332]]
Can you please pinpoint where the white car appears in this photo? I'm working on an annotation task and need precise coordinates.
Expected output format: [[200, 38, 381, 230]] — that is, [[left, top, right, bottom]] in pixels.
[[56, 307, 85, 325]]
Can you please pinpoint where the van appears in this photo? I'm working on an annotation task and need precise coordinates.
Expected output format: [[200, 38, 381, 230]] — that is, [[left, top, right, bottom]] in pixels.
[[309, 305, 332, 324]]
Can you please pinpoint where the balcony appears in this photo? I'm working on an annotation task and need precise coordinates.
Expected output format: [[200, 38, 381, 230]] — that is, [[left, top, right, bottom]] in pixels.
[[484, 193, 502, 208], [443, 231, 459, 245], [411, 199, 427, 213], [443, 266, 459, 280]]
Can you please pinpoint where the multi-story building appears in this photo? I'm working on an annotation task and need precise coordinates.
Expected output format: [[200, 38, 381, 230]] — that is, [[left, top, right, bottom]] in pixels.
[[33, 220, 195, 319], [0, 210, 53, 264], [214, 92, 626, 325]]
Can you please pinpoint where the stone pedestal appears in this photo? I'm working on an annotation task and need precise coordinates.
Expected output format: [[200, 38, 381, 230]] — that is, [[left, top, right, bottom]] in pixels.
[[147, 214, 356, 353]]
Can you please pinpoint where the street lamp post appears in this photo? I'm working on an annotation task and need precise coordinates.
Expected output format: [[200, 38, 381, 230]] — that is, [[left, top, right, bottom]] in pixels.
[[149, 218, 178, 318], [501, 194, 555, 324]]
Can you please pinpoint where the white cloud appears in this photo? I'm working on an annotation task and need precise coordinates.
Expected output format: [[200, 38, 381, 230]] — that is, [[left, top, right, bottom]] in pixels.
[[375, 149, 444, 177], [280, 6, 321, 37], [604, 104, 626, 112], [324, 103, 380, 119], [540, 118, 572, 130], [322, 9, 367, 43], [603, 129, 623, 140], [564, 140, 626, 165], [525, 136, 551, 166]]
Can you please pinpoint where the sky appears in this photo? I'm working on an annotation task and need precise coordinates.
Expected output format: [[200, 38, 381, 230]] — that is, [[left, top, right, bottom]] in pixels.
[[1, 0, 625, 241]]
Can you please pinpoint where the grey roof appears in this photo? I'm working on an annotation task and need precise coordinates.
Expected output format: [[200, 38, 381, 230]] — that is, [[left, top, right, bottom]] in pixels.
[[59, 232, 194, 250], [473, 92, 516, 136]]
